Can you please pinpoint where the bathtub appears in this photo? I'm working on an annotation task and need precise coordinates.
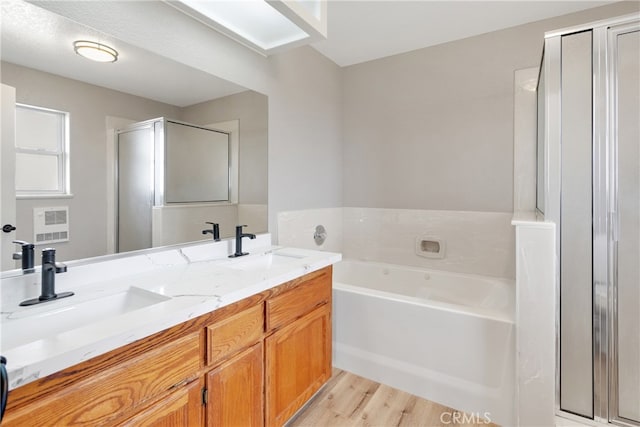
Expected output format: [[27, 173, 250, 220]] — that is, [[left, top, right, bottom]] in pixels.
[[332, 260, 515, 426]]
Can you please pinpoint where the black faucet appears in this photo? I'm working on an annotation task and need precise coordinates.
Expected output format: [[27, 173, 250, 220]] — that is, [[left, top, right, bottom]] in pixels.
[[202, 222, 220, 241], [20, 248, 74, 306], [12, 240, 35, 273], [229, 225, 256, 258]]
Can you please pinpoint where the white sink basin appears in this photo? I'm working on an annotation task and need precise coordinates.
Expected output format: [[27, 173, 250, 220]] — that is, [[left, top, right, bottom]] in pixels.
[[226, 252, 302, 272], [1, 287, 170, 350]]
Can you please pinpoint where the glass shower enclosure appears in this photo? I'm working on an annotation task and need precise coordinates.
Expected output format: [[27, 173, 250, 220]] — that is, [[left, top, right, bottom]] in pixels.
[[116, 118, 230, 253], [539, 13, 639, 427]]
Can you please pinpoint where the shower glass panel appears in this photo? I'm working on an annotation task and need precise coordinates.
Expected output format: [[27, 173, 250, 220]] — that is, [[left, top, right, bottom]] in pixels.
[[165, 121, 229, 203], [559, 30, 593, 419], [614, 28, 640, 425], [117, 126, 154, 252], [536, 55, 545, 215]]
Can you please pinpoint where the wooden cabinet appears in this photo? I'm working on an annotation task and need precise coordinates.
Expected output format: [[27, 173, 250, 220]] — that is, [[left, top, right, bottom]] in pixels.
[[265, 304, 332, 426], [4, 266, 333, 427], [207, 342, 264, 427], [265, 266, 332, 426]]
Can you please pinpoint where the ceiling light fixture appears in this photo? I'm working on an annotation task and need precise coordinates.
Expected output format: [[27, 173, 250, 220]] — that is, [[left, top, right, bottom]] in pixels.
[[73, 40, 118, 63]]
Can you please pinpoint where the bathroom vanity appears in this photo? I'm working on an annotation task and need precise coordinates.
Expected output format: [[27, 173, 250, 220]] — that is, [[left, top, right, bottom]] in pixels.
[[0, 237, 340, 426]]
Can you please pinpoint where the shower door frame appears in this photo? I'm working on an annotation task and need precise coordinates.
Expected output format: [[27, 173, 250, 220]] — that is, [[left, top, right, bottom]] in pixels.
[[544, 12, 640, 427], [607, 20, 640, 427]]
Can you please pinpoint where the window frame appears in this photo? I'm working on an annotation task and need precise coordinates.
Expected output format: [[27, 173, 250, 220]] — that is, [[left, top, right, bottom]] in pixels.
[[15, 103, 71, 198]]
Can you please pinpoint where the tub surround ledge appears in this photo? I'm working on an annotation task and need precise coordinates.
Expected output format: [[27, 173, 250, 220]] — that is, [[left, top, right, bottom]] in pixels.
[[0, 235, 341, 391], [512, 214, 556, 426]]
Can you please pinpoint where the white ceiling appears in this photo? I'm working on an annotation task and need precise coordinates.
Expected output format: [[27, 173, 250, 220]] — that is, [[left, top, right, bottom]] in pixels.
[[312, 1, 614, 67], [0, 0, 618, 105]]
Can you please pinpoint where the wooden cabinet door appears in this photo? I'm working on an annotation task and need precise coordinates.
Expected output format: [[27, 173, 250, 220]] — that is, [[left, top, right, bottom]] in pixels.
[[265, 304, 331, 427], [207, 342, 264, 427], [120, 378, 203, 427]]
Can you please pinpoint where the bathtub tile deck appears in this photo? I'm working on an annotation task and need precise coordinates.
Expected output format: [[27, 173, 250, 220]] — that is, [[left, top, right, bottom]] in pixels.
[[289, 369, 498, 427]]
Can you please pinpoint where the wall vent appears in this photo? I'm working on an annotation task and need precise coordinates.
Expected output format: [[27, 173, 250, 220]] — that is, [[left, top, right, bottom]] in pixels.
[[33, 206, 69, 245]]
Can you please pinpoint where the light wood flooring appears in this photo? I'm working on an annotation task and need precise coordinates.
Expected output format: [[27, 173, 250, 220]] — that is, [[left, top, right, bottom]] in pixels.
[[289, 369, 498, 427]]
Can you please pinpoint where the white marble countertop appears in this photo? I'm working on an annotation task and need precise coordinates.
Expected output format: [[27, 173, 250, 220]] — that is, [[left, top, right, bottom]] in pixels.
[[0, 235, 341, 390]]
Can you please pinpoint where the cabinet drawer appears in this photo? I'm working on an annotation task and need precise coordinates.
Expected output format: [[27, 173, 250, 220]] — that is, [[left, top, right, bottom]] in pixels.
[[3, 332, 201, 426], [266, 270, 331, 332], [119, 378, 203, 427], [207, 303, 264, 366]]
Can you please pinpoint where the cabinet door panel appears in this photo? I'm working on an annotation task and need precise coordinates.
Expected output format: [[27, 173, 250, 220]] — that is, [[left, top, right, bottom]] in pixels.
[[207, 342, 264, 427], [120, 379, 203, 427], [265, 304, 331, 426]]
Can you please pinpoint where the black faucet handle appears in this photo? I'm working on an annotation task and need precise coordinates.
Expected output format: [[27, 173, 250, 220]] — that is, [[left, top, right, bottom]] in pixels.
[[12, 240, 33, 248], [54, 262, 67, 273]]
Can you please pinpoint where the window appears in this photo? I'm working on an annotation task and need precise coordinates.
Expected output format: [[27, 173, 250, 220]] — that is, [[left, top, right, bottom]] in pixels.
[[15, 104, 70, 197]]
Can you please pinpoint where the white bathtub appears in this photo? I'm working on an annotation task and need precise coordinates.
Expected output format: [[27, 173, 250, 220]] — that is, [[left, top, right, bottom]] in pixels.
[[332, 260, 515, 426]]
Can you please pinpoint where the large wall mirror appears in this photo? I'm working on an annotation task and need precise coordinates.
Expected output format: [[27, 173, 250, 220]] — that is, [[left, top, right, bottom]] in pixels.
[[0, 0, 268, 270]]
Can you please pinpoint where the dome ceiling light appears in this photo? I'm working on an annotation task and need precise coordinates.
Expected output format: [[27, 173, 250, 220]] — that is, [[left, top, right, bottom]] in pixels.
[[73, 40, 118, 63]]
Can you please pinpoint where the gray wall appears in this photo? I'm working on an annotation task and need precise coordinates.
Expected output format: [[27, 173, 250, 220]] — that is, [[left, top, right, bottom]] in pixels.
[[182, 90, 268, 205], [1, 61, 180, 261], [7, 1, 636, 251], [342, 1, 639, 213], [267, 46, 343, 221]]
